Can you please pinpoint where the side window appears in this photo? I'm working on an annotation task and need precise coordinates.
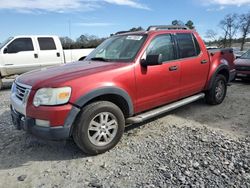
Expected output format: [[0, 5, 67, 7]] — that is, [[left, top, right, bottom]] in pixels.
[[176, 33, 198, 58], [193, 34, 201, 55], [146, 34, 175, 62], [7, 38, 34, 53], [38, 37, 56, 50]]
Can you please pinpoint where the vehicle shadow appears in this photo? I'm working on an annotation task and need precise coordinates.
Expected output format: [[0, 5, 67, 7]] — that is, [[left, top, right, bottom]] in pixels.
[[233, 78, 250, 85], [1, 79, 13, 90], [127, 81, 250, 137], [0, 110, 87, 170]]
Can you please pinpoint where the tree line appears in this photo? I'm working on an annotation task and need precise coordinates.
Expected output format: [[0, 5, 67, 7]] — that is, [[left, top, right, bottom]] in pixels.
[[60, 21, 194, 49], [60, 14, 249, 51], [205, 12, 250, 50], [60, 34, 106, 49]]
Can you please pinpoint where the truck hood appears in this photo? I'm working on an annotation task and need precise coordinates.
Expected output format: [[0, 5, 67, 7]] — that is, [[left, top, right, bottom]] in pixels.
[[235, 58, 250, 66], [16, 61, 130, 89]]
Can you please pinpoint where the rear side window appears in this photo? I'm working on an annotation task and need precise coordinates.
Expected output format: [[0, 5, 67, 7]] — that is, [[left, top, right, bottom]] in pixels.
[[146, 34, 176, 62], [7, 38, 34, 53], [176, 33, 200, 58], [38, 37, 56, 50]]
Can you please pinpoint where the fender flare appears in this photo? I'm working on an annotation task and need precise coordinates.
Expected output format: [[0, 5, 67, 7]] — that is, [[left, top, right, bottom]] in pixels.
[[207, 64, 229, 90], [74, 87, 134, 115], [63, 87, 134, 131]]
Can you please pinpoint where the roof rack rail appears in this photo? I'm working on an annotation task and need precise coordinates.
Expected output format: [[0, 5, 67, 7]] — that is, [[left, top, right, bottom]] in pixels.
[[147, 25, 189, 31], [115, 30, 130, 35]]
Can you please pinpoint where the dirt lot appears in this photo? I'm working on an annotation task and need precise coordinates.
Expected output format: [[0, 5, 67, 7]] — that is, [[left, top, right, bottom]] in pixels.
[[0, 80, 249, 188]]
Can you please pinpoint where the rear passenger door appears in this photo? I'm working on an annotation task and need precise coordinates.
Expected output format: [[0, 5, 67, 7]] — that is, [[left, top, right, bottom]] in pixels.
[[37, 37, 63, 68], [175, 33, 209, 98]]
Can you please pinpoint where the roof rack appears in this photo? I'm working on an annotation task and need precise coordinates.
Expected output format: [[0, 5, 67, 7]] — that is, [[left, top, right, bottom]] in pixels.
[[147, 25, 189, 31], [115, 30, 130, 35]]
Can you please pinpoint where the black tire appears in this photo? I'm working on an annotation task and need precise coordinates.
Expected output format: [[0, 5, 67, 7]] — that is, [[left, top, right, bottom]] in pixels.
[[73, 101, 125, 155], [205, 74, 227, 105]]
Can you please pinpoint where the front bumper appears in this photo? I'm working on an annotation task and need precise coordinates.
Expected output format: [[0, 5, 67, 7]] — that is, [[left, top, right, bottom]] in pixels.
[[236, 70, 250, 78], [11, 105, 71, 140]]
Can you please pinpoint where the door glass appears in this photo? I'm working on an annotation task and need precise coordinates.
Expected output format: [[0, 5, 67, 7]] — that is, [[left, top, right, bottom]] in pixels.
[[38, 37, 56, 50], [7, 38, 34, 53], [146, 34, 175, 62], [176, 33, 197, 58]]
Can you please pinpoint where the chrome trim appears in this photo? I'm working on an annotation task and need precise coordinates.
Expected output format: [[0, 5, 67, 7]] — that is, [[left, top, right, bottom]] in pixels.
[[10, 82, 32, 116], [126, 93, 205, 124], [15, 81, 32, 90]]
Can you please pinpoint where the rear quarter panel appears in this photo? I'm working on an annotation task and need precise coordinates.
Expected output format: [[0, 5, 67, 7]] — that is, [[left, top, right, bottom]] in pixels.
[[205, 49, 235, 89]]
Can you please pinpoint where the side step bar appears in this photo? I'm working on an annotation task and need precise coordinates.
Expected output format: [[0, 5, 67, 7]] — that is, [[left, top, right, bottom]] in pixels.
[[126, 93, 205, 124]]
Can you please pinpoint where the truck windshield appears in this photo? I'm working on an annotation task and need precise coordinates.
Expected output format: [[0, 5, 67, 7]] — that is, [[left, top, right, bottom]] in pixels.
[[0, 37, 13, 49], [240, 50, 250, 59], [85, 35, 147, 62]]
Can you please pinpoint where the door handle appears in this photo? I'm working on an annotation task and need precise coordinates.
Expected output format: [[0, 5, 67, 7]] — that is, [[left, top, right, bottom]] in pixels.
[[56, 52, 60, 57], [34, 54, 38, 58], [201, 60, 208, 64], [169, 65, 178, 71]]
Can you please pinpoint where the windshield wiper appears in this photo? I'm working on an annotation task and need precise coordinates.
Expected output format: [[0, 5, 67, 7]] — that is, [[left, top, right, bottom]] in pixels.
[[90, 57, 110, 62]]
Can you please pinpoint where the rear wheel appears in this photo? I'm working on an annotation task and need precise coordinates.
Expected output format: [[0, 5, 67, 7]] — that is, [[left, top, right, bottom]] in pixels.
[[73, 101, 125, 155], [205, 74, 227, 105]]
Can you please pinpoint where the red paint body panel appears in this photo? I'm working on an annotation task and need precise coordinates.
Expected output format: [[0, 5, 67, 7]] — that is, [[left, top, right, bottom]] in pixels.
[[27, 90, 72, 126], [134, 32, 181, 113], [179, 33, 210, 97], [15, 29, 235, 127], [204, 48, 235, 89]]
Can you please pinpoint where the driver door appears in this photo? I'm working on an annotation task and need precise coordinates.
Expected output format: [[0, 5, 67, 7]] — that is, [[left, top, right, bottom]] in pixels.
[[3, 37, 39, 75], [135, 34, 181, 113]]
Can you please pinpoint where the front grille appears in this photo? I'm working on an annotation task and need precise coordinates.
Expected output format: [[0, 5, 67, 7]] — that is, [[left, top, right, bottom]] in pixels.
[[236, 66, 250, 71], [15, 84, 27, 101], [13, 82, 31, 103]]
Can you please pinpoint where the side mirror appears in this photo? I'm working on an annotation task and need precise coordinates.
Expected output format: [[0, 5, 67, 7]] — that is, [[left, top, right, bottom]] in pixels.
[[141, 54, 163, 67], [3, 47, 8, 54]]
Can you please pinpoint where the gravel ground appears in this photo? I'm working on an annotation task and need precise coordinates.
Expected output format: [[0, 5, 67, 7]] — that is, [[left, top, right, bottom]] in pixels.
[[0, 80, 249, 188]]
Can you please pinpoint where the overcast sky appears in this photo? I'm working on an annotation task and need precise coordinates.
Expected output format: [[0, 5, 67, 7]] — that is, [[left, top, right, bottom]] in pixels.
[[0, 0, 249, 42]]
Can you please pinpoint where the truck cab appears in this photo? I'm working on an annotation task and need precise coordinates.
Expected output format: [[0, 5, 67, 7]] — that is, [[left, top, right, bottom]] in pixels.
[[0, 35, 64, 77]]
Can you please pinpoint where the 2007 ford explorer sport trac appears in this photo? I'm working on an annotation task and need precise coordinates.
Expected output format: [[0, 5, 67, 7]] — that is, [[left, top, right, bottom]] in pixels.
[[10, 25, 235, 154]]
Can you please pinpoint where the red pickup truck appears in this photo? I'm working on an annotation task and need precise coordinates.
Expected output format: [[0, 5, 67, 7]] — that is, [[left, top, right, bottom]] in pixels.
[[10, 25, 235, 154]]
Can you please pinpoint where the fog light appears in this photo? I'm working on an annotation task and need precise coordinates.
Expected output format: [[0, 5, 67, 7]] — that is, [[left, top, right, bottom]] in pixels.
[[35, 119, 50, 127]]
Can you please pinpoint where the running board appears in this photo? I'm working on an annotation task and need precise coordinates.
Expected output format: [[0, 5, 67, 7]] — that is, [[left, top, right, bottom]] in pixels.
[[126, 93, 205, 124]]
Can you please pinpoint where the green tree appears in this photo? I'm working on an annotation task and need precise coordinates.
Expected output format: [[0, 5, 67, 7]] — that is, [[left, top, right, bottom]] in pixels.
[[59, 37, 74, 49], [172, 20, 184, 26], [129, 26, 144, 32], [185, 20, 195, 29]]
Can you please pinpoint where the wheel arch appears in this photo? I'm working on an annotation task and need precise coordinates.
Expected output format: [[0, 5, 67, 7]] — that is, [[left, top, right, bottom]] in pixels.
[[207, 64, 229, 90], [64, 87, 134, 135], [74, 87, 134, 116]]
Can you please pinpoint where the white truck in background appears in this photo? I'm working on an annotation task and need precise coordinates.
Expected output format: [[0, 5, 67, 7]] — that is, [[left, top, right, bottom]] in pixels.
[[0, 35, 94, 89]]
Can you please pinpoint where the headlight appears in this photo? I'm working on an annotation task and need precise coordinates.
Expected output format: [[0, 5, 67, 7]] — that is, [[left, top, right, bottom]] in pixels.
[[33, 87, 71, 107]]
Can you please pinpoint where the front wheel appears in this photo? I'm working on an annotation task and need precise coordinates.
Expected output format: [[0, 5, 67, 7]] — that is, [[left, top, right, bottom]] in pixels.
[[205, 74, 227, 105], [73, 101, 125, 155]]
